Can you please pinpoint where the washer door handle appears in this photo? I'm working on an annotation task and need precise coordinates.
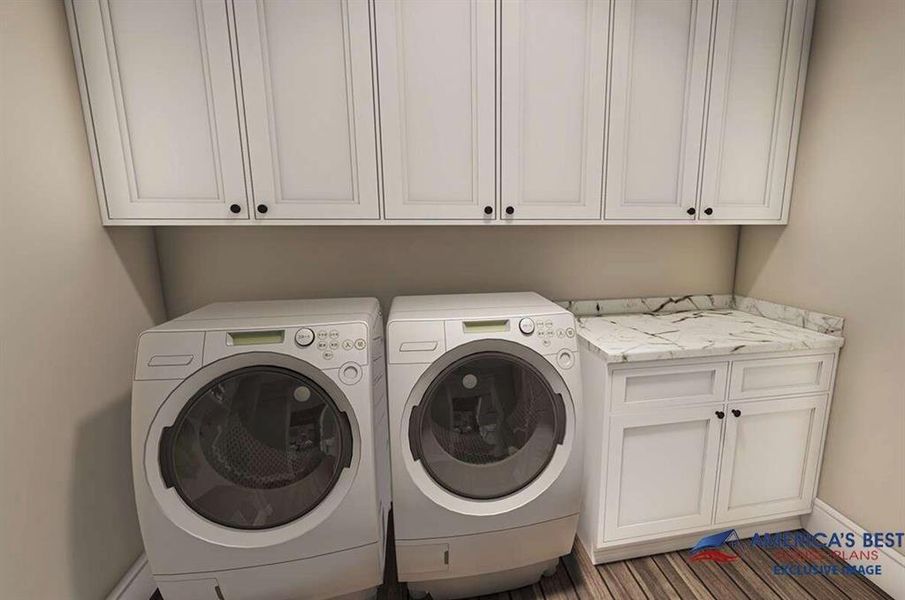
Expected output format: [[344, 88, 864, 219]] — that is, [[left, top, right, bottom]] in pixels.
[[408, 404, 423, 462], [339, 411, 354, 469], [553, 393, 567, 445], [158, 426, 176, 489]]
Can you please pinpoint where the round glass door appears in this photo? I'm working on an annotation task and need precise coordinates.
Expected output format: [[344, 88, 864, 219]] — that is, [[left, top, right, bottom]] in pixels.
[[409, 352, 566, 500], [158, 366, 353, 530]]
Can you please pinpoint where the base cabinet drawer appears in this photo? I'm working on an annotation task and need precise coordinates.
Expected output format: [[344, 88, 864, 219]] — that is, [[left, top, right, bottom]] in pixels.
[[729, 354, 834, 400], [611, 362, 728, 412], [715, 395, 828, 523], [603, 406, 723, 541]]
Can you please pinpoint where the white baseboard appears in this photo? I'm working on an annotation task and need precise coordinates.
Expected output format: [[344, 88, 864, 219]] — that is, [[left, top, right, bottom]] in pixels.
[[107, 553, 156, 600], [803, 498, 905, 599]]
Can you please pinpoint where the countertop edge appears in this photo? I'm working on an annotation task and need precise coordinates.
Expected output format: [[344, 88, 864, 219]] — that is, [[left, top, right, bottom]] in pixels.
[[579, 334, 844, 365]]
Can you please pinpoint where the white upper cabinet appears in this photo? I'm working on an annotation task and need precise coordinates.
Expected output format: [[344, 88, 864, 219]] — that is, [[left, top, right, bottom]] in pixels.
[[68, 0, 814, 225], [375, 0, 496, 221], [604, 0, 713, 221], [234, 0, 379, 220], [699, 0, 813, 222], [500, 0, 609, 221], [68, 0, 248, 222]]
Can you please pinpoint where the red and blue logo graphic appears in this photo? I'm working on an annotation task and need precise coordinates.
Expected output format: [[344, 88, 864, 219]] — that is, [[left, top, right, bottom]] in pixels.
[[689, 529, 740, 563]]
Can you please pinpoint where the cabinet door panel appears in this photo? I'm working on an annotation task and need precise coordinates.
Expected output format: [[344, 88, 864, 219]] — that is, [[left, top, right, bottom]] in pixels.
[[71, 0, 247, 221], [500, 0, 608, 220], [604, 0, 713, 220], [376, 0, 495, 220], [235, 0, 379, 220], [699, 0, 812, 221], [604, 407, 721, 541], [715, 395, 827, 522]]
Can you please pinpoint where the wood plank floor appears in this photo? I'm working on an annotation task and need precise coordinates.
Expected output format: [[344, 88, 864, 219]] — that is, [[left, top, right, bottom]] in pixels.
[[377, 529, 892, 600]]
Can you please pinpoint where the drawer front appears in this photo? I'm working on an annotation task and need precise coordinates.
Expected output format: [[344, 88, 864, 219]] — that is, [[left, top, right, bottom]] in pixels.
[[610, 362, 728, 412], [729, 354, 834, 400]]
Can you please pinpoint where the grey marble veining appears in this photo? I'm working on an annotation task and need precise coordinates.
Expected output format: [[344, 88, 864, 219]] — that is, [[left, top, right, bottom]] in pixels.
[[576, 309, 844, 363], [733, 295, 844, 337], [560, 294, 733, 317], [562, 294, 844, 337]]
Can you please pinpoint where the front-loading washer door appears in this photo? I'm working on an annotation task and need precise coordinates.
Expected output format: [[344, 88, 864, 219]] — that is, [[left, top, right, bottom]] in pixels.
[[408, 343, 568, 500], [157, 364, 353, 531]]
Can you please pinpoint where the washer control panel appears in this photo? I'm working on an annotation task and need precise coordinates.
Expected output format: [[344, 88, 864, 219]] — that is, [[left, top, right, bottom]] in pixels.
[[299, 324, 368, 365], [514, 315, 576, 350], [444, 312, 578, 358], [203, 322, 369, 371]]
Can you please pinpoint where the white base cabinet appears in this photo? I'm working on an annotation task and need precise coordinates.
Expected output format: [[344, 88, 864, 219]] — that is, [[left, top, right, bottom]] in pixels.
[[578, 350, 837, 563]]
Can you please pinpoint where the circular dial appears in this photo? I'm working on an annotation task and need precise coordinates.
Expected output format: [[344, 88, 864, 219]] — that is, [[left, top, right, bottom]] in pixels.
[[557, 349, 575, 369], [295, 328, 315, 347]]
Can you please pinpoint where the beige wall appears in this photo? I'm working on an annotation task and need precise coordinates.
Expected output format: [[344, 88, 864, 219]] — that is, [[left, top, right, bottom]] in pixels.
[[9, 0, 898, 594], [156, 225, 738, 316], [735, 0, 905, 554], [0, 2, 166, 598]]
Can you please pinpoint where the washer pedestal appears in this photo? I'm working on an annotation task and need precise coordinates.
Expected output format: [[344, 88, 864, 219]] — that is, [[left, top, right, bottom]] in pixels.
[[154, 542, 382, 600], [397, 514, 577, 600], [407, 558, 558, 600]]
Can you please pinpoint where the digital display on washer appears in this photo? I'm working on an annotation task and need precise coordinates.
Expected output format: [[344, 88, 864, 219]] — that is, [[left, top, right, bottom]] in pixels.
[[462, 319, 510, 334], [227, 330, 285, 346]]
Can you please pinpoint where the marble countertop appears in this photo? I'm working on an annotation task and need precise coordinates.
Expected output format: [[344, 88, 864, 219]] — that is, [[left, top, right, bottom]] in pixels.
[[577, 309, 844, 363]]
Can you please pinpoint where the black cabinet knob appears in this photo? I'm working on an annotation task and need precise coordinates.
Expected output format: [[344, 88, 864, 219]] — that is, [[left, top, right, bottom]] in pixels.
[[505, 206, 515, 215], [229, 204, 242, 214], [704, 207, 713, 215], [256, 204, 268, 214], [715, 411, 725, 419], [686, 207, 696, 216], [731, 409, 741, 418], [484, 205, 493, 215]]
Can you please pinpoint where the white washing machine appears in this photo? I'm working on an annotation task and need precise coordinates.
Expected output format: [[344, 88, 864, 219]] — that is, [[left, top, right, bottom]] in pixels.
[[131, 298, 391, 600], [386, 292, 583, 599]]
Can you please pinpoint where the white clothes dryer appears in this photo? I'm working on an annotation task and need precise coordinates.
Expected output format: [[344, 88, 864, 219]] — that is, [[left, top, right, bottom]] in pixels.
[[386, 293, 583, 599], [131, 299, 390, 600]]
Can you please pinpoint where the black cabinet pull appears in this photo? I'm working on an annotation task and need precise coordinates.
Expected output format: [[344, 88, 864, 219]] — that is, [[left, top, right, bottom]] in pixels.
[[256, 204, 268, 214], [731, 409, 741, 418], [704, 207, 713, 215], [505, 206, 515, 215], [484, 205, 493, 215], [229, 203, 242, 214], [686, 207, 696, 215], [715, 411, 725, 419]]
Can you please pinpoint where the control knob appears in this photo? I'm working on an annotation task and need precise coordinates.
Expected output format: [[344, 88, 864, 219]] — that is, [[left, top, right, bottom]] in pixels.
[[295, 328, 315, 347]]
